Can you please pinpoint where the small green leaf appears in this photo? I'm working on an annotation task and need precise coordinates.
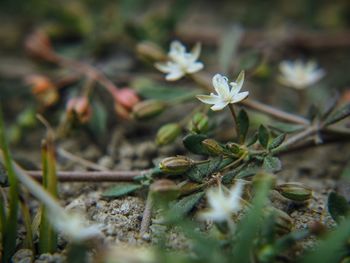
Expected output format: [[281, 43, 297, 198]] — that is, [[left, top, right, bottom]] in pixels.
[[321, 95, 339, 120], [263, 155, 282, 172], [325, 103, 350, 126], [328, 192, 350, 223], [268, 133, 286, 150], [88, 101, 107, 137], [258, 125, 269, 148], [102, 183, 142, 198], [269, 122, 304, 134], [237, 109, 249, 143], [168, 192, 204, 220], [246, 132, 258, 146], [183, 134, 208, 155]]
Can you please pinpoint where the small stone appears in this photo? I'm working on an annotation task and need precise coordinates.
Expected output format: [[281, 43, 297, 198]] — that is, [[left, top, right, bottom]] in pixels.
[[12, 249, 33, 263], [98, 155, 114, 169]]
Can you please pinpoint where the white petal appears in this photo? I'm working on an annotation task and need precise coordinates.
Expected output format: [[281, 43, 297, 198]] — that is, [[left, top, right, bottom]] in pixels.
[[231, 91, 249, 103], [212, 74, 230, 98], [279, 61, 295, 78], [165, 68, 185, 81], [186, 62, 204, 73], [211, 101, 229, 111], [154, 62, 172, 73], [228, 182, 244, 211], [233, 70, 245, 93], [170, 40, 185, 54], [190, 42, 201, 61], [196, 94, 221, 105], [308, 69, 325, 84]]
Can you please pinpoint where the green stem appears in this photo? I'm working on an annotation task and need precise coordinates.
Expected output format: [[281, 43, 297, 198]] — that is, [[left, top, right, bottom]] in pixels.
[[228, 104, 240, 140]]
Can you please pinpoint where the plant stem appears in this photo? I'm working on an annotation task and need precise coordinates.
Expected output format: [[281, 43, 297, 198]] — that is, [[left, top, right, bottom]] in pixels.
[[140, 191, 153, 239], [228, 104, 240, 139], [27, 170, 146, 182]]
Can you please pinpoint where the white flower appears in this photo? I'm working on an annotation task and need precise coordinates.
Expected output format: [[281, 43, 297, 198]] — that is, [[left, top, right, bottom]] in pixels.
[[278, 60, 325, 89], [196, 72, 249, 111], [155, 40, 203, 81], [48, 209, 102, 242], [199, 181, 244, 223]]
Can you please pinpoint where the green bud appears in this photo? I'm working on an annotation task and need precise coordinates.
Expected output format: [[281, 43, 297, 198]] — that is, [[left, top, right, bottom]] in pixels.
[[156, 123, 181, 146], [276, 183, 312, 202], [159, 156, 193, 175], [150, 179, 180, 201], [226, 142, 242, 156], [188, 112, 209, 134], [132, 100, 166, 120], [202, 139, 225, 156]]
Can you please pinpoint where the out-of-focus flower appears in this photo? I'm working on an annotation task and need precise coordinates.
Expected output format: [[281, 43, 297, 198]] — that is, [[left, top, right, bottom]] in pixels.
[[66, 96, 92, 123], [112, 88, 140, 120], [199, 181, 244, 223], [24, 30, 57, 62], [48, 210, 101, 243], [26, 74, 59, 107], [278, 60, 325, 89], [196, 72, 248, 111], [155, 40, 203, 81]]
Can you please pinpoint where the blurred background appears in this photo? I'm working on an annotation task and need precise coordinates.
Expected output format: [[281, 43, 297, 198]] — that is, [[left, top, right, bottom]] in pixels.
[[0, 0, 349, 146]]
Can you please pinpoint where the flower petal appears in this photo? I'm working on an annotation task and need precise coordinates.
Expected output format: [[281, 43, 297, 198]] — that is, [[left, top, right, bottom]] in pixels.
[[190, 42, 201, 61], [231, 91, 249, 103], [165, 68, 185, 81], [196, 94, 221, 105], [234, 70, 245, 93], [212, 74, 230, 98], [187, 62, 204, 73], [154, 62, 172, 73], [211, 101, 229, 111]]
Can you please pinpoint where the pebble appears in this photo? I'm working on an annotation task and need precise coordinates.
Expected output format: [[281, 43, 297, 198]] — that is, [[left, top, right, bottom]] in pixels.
[[98, 155, 115, 169], [12, 249, 33, 263]]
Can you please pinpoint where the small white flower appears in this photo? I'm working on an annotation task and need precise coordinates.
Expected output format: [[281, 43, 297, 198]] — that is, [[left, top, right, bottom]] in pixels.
[[196, 72, 249, 111], [155, 40, 203, 81], [199, 181, 244, 223], [278, 60, 325, 89], [48, 209, 101, 242]]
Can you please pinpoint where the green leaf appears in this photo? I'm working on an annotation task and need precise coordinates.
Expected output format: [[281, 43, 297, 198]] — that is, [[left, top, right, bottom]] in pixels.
[[88, 101, 107, 138], [246, 132, 258, 146], [133, 78, 199, 102], [237, 109, 249, 143], [269, 122, 304, 134], [102, 183, 142, 198], [168, 192, 204, 220], [328, 192, 350, 223], [232, 173, 273, 263], [263, 155, 282, 172], [183, 134, 208, 155], [324, 103, 350, 126], [268, 133, 286, 150], [321, 95, 339, 120], [258, 125, 269, 148]]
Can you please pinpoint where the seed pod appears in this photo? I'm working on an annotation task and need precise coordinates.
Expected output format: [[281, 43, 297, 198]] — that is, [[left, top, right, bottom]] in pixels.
[[150, 179, 180, 201], [226, 142, 242, 156], [202, 139, 225, 156], [188, 112, 209, 134], [132, 100, 166, 120], [265, 207, 293, 235], [159, 156, 193, 175], [276, 183, 312, 202], [156, 123, 181, 146]]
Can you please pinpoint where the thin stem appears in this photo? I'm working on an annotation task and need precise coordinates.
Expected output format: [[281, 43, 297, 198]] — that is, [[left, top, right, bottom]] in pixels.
[[27, 170, 146, 182], [140, 191, 153, 239], [228, 104, 240, 140]]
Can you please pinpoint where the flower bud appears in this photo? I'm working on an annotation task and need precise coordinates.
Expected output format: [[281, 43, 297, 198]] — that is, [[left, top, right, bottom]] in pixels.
[[150, 179, 179, 201], [112, 88, 140, 110], [136, 41, 166, 62], [132, 100, 166, 120], [66, 96, 92, 123], [26, 74, 59, 107], [226, 142, 242, 156], [156, 123, 181, 146], [24, 30, 57, 62], [188, 112, 209, 134], [159, 156, 193, 175], [276, 183, 312, 202], [201, 139, 225, 156]]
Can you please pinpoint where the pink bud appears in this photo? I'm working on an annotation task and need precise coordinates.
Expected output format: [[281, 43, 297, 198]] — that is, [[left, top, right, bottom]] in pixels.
[[66, 97, 92, 123], [112, 88, 140, 110]]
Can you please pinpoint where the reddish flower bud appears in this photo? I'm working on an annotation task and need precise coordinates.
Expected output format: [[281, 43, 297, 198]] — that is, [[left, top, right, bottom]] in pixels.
[[26, 74, 59, 107], [24, 30, 57, 62], [66, 96, 92, 123], [112, 88, 140, 110]]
